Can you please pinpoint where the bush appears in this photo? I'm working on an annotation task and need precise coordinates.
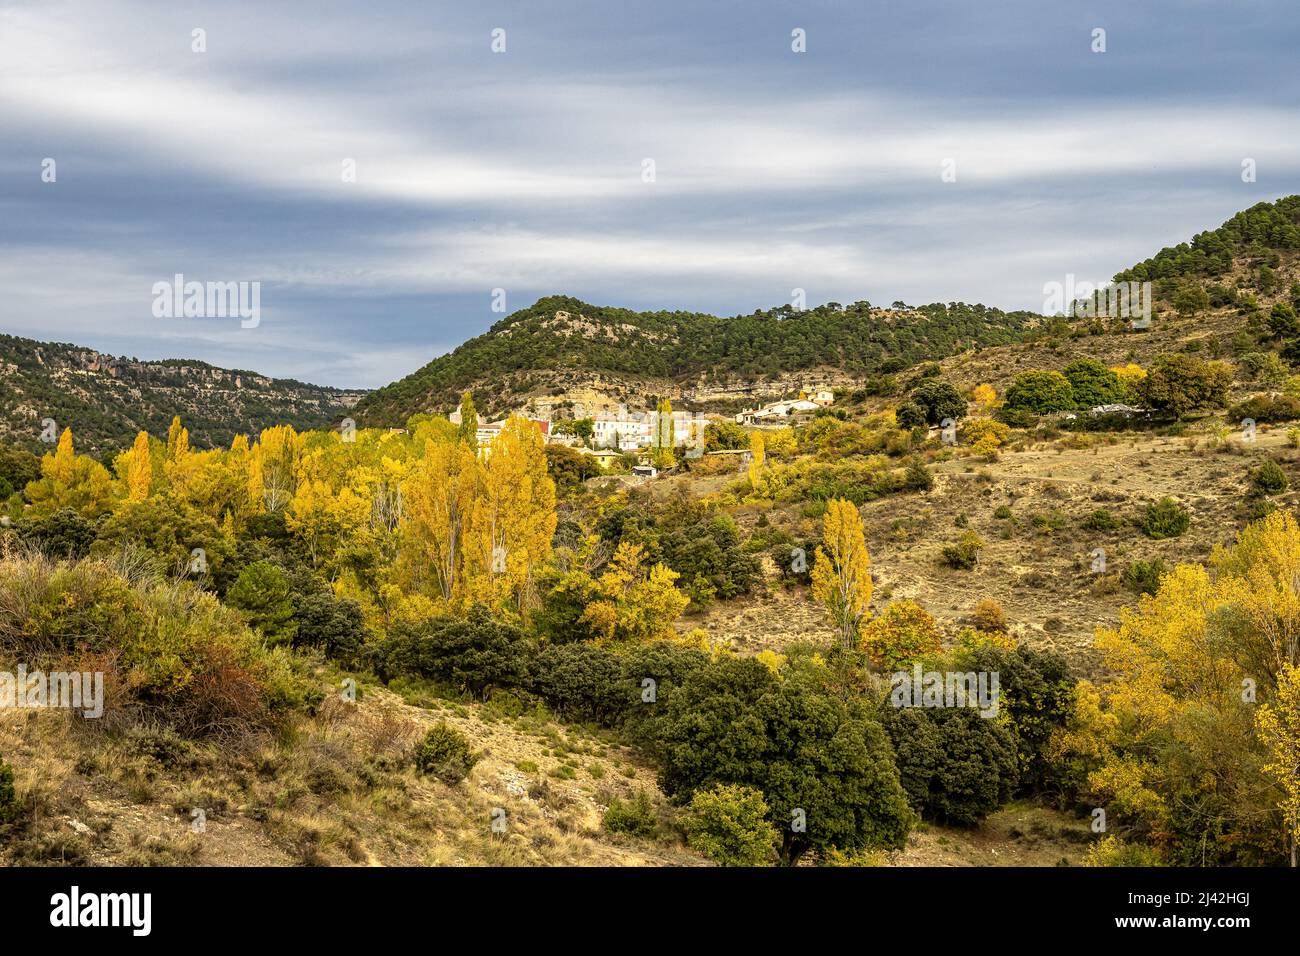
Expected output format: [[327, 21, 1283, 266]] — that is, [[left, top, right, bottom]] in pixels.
[[603, 790, 658, 837], [652, 657, 915, 865], [1085, 836, 1164, 867], [1138, 354, 1232, 419], [1229, 394, 1300, 424], [940, 531, 985, 570], [1005, 370, 1075, 414], [860, 600, 943, 671], [370, 607, 531, 698], [530, 643, 628, 726], [969, 598, 1008, 634], [17, 508, 101, 560], [0, 555, 308, 737], [1250, 459, 1289, 496], [959, 644, 1075, 793], [1063, 359, 1124, 409], [682, 784, 779, 866], [1141, 498, 1189, 539], [618, 642, 711, 747], [879, 705, 1019, 825], [1123, 558, 1166, 596], [413, 722, 478, 783], [1081, 508, 1119, 532], [0, 754, 19, 825], [907, 380, 965, 425], [225, 560, 297, 646]]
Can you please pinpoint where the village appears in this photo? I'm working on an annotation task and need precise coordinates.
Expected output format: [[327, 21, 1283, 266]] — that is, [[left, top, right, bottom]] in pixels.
[[445, 386, 840, 476]]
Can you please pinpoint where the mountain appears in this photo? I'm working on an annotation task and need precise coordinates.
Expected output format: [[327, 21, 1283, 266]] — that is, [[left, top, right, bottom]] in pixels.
[[353, 197, 1300, 426], [1114, 195, 1300, 288], [0, 334, 365, 455], [353, 296, 1041, 424]]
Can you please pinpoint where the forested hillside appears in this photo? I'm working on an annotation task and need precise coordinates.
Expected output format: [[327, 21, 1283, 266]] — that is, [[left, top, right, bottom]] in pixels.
[[0, 334, 364, 456], [354, 297, 1039, 424]]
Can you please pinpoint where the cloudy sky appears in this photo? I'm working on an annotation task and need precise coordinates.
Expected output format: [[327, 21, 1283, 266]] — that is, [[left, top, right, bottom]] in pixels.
[[2, 0, 1298, 388]]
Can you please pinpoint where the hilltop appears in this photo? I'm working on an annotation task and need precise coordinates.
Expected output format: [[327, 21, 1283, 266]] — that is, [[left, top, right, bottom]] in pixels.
[[352, 296, 1039, 424], [0, 335, 365, 456]]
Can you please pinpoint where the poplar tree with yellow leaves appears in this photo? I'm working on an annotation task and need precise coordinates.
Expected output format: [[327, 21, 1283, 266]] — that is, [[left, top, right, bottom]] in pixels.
[[579, 541, 690, 645], [465, 415, 557, 615], [652, 398, 676, 471], [251, 424, 305, 512], [811, 498, 872, 650], [456, 391, 479, 448], [125, 431, 153, 502], [1256, 663, 1300, 867], [747, 431, 765, 493], [402, 437, 480, 603], [24, 427, 114, 518]]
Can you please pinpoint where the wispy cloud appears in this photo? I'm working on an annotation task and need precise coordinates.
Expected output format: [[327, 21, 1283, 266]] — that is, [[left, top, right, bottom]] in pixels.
[[1, 0, 1297, 387]]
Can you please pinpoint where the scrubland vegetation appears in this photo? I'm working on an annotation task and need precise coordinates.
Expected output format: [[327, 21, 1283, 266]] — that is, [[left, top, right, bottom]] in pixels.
[[3, 196, 1300, 868]]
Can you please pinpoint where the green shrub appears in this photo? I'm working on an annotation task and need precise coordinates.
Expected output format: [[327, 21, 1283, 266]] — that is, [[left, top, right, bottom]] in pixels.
[[1229, 394, 1300, 424], [530, 643, 628, 726], [370, 606, 530, 698], [1250, 459, 1289, 496], [880, 705, 1019, 825], [225, 560, 297, 646], [1123, 558, 1167, 596], [940, 531, 985, 570], [682, 784, 779, 866], [993, 505, 1013, 520], [1005, 370, 1075, 413], [1141, 498, 1189, 539], [652, 657, 915, 865], [603, 790, 657, 837], [958, 645, 1075, 793], [1081, 508, 1119, 531], [413, 722, 478, 784], [0, 754, 19, 825]]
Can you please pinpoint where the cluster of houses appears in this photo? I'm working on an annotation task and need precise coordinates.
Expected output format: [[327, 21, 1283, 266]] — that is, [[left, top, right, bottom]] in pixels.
[[735, 387, 835, 426], [446, 386, 836, 476]]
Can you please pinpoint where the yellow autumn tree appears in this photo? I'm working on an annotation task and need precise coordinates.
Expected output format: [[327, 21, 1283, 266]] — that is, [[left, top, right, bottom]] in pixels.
[[580, 541, 689, 646], [811, 498, 872, 649], [972, 383, 997, 406], [747, 431, 766, 492], [287, 473, 368, 568], [1053, 510, 1300, 864], [652, 398, 676, 471], [465, 415, 557, 614], [960, 417, 1011, 458], [1256, 662, 1300, 867], [24, 427, 114, 518], [1111, 363, 1147, 401], [251, 424, 305, 512], [125, 431, 153, 502], [402, 437, 481, 604]]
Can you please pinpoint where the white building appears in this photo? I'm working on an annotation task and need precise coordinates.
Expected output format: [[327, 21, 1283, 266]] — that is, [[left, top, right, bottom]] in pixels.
[[737, 398, 821, 425], [591, 409, 707, 452]]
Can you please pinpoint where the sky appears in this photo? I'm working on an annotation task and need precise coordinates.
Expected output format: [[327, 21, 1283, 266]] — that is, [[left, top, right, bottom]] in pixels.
[[1, 0, 1298, 389]]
